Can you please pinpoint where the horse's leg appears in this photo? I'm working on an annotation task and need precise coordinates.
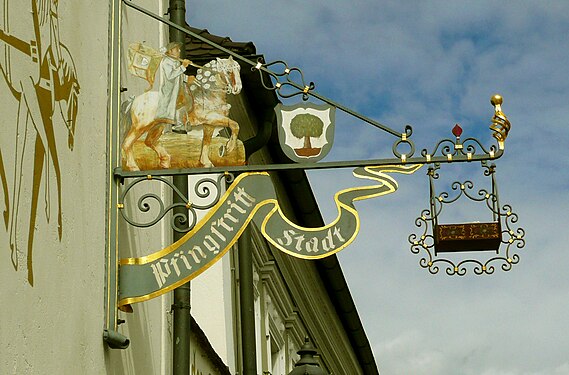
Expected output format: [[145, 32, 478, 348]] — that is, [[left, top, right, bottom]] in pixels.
[[208, 116, 239, 153], [225, 118, 239, 153], [145, 123, 170, 169], [121, 114, 143, 171], [9, 96, 30, 268], [200, 125, 215, 168], [10, 78, 51, 270], [37, 86, 63, 240], [0, 149, 9, 229], [25, 136, 44, 286]]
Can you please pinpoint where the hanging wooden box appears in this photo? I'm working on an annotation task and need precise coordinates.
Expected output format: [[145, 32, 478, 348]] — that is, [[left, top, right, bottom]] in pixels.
[[434, 222, 501, 254]]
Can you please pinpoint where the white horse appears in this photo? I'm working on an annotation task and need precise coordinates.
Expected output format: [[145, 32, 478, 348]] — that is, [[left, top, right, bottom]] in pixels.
[[121, 56, 242, 170]]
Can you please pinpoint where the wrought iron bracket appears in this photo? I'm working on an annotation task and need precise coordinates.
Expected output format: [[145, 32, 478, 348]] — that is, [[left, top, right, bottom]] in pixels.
[[120, 1, 510, 177], [113, 126, 504, 178], [105, 5, 525, 341], [117, 172, 234, 234], [122, 0, 408, 150]]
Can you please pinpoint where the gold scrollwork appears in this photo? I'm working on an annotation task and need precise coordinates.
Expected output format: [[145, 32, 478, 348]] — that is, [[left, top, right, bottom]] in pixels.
[[489, 94, 511, 143]]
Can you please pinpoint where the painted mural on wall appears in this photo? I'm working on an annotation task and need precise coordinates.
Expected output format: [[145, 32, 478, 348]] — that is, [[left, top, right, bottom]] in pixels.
[[0, 0, 80, 285], [121, 42, 245, 171]]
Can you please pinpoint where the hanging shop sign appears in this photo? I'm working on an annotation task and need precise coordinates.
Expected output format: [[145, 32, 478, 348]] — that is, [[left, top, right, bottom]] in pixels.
[[117, 164, 421, 309], [105, 3, 527, 351]]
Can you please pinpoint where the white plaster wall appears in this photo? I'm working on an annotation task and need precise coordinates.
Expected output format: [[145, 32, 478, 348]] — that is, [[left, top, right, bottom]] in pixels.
[[190, 175, 237, 373], [0, 1, 110, 374]]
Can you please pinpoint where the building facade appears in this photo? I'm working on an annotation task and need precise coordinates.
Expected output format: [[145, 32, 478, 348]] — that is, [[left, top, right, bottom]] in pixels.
[[0, 1, 378, 374]]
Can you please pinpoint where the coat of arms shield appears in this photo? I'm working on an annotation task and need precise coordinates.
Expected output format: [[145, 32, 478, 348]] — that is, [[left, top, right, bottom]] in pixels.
[[275, 102, 336, 163]]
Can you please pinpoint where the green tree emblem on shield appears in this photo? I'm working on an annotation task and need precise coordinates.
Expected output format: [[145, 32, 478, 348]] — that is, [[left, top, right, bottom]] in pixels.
[[275, 102, 336, 163], [290, 113, 324, 157]]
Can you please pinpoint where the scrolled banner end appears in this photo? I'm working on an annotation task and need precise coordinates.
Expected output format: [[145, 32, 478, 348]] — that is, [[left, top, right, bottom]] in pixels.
[[118, 165, 421, 307]]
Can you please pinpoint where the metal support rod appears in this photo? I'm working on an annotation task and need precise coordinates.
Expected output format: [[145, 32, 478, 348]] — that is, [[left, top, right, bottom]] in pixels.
[[238, 225, 257, 375], [104, 0, 122, 340], [114, 146, 503, 179], [169, 1, 191, 374]]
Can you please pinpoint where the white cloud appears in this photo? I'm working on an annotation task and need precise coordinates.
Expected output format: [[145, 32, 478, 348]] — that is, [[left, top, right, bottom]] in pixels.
[[190, 2, 569, 374]]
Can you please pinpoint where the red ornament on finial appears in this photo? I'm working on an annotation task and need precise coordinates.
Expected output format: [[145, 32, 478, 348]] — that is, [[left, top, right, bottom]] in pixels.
[[452, 124, 463, 137]]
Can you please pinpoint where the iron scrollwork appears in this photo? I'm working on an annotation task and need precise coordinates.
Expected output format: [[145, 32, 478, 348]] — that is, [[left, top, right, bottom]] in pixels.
[[118, 173, 234, 233], [252, 57, 415, 151], [409, 162, 525, 276], [252, 58, 315, 100], [252, 56, 508, 167]]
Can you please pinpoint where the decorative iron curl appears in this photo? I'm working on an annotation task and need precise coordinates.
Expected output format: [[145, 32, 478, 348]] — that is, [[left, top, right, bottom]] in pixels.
[[250, 57, 414, 143], [421, 254, 519, 276], [434, 181, 495, 207], [252, 58, 315, 100], [118, 173, 233, 233], [420, 137, 499, 161], [416, 256, 521, 276]]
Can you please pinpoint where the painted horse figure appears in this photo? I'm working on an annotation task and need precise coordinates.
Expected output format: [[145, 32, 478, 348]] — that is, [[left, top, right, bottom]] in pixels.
[[0, 0, 80, 285], [122, 56, 242, 170]]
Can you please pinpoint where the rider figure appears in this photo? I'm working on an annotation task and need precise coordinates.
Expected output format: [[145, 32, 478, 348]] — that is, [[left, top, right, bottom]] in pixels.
[[155, 42, 191, 133]]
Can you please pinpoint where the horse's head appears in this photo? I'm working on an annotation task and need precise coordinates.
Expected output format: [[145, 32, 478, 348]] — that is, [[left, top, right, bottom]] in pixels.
[[55, 44, 80, 150], [216, 56, 242, 95]]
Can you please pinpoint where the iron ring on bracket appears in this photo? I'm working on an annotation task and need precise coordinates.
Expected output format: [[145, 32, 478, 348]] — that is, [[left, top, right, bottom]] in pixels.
[[391, 125, 415, 162]]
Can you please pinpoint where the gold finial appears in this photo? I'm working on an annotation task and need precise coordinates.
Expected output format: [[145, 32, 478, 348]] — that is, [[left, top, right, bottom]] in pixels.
[[490, 94, 503, 107], [489, 93, 510, 143]]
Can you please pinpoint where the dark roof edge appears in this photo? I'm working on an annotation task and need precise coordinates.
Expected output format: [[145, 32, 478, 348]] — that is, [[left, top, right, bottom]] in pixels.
[[278, 170, 379, 375], [184, 24, 256, 58], [191, 315, 231, 375], [184, 26, 379, 375]]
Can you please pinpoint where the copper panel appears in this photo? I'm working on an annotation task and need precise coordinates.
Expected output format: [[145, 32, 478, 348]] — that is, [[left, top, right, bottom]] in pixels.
[[435, 222, 501, 253]]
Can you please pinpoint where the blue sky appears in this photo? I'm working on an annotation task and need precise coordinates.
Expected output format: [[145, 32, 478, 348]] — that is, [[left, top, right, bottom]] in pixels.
[[189, 2, 569, 374]]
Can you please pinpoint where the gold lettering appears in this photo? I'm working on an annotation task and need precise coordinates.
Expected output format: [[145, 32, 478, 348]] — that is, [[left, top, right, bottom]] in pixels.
[[178, 251, 192, 270], [226, 199, 246, 214], [151, 259, 172, 287], [223, 211, 239, 224], [294, 233, 305, 252], [170, 253, 182, 276]]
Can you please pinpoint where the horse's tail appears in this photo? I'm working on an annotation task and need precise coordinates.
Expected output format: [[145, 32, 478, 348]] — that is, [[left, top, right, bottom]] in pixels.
[[120, 95, 135, 137]]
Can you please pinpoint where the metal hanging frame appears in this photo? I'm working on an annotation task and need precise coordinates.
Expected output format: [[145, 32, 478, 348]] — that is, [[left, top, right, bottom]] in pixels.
[[409, 161, 525, 276]]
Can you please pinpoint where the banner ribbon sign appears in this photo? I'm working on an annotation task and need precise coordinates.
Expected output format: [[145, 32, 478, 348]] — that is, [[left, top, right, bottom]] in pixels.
[[118, 164, 421, 308]]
